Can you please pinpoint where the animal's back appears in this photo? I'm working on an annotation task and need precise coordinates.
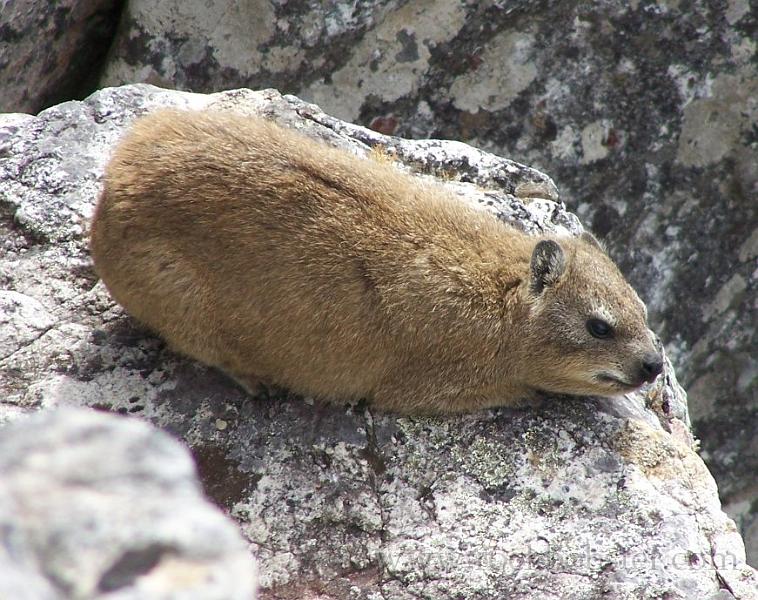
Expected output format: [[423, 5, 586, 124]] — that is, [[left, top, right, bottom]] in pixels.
[[90, 109, 522, 403]]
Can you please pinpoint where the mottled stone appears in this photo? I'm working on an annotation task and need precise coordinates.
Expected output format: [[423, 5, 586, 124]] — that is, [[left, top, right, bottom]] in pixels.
[[0, 84, 755, 598], [0, 0, 122, 113], [450, 30, 538, 114], [306, 0, 468, 122], [0, 408, 257, 599], [0, 291, 56, 360], [676, 69, 756, 168]]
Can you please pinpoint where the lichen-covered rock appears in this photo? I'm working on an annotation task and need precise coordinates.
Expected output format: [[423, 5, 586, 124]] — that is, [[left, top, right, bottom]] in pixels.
[[0, 407, 257, 600], [97, 1, 758, 561], [0, 0, 122, 113], [0, 84, 755, 599]]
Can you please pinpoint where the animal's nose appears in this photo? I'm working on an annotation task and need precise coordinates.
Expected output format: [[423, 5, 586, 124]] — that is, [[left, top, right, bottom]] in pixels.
[[640, 353, 664, 383]]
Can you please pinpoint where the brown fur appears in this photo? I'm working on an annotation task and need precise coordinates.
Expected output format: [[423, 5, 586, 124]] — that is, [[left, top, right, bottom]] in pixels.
[[90, 109, 662, 414]]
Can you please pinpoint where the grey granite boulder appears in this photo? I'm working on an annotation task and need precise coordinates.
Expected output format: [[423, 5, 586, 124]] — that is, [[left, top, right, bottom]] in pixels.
[[0, 0, 122, 113], [0, 84, 756, 599], [97, 1, 758, 561], [0, 407, 257, 600]]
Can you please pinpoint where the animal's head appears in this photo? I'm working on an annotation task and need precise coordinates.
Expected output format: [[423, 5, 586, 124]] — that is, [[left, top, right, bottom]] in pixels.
[[522, 232, 663, 397]]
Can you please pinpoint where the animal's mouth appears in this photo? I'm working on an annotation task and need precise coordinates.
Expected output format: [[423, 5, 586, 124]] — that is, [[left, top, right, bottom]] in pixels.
[[596, 373, 642, 391]]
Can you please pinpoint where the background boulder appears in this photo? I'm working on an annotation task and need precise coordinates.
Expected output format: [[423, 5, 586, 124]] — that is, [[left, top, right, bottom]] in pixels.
[[0, 0, 122, 113]]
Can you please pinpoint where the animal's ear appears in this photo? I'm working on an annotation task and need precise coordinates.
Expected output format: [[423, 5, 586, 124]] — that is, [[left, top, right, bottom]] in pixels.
[[530, 240, 565, 295], [580, 231, 605, 253]]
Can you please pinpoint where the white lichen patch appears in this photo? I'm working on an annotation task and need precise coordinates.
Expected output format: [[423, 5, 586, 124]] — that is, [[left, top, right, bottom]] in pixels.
[[676, 68, 757, 167], [580, 119, 612, 164], [304, 0, 467, 121], [550, 124, 579, 160], [702, 274, 748, 322], [261, 45, 304, 73], [450, 30, 537, 113], [726, 0, 750, 24], [738, 228, 758, 262], [103, 0, 277, 84], [666, 64, 713, 107]]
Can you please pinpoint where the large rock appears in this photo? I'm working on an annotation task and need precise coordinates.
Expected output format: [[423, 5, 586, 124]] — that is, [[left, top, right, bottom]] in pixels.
[[98, 0, 758, 561], [0, 407, 257, 599], [0, 0, 123, 113], [0, 84, 756, 598]]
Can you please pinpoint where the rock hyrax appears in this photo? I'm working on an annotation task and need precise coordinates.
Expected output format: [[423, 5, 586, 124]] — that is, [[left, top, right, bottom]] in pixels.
[[90, 109, 663, 413]]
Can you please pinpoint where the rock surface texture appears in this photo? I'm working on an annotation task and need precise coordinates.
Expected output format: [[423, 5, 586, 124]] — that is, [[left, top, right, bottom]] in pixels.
[[0, 0, 122, 113], [0, 84, 756, 599], [97, 0, 758, 562], [0, 407, 257, 600]]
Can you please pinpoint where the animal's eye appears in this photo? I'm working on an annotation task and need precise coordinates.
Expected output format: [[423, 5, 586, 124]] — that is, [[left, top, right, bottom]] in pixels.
[[587, 318, 614, 339]]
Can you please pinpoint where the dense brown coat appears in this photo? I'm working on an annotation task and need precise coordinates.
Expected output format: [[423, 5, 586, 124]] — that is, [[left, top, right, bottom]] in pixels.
[[90, 109, 662, 413]]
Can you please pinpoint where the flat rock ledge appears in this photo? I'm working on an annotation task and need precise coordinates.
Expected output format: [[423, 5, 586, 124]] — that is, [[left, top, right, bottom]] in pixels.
[[0, 84, 755, 600]]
